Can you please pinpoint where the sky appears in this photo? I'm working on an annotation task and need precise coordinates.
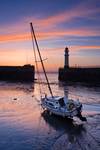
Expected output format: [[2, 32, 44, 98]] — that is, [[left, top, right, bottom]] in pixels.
[[0, 0, 100, 71]]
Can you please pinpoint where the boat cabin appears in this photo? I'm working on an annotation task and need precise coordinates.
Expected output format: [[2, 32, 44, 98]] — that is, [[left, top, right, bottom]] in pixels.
[[45, 96, 66, 108], [58, 97, 66, 107]]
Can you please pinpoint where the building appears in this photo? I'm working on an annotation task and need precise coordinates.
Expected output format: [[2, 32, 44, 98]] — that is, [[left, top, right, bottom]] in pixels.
[[58, 47, 100, 84], [64, 47, 69, 69]]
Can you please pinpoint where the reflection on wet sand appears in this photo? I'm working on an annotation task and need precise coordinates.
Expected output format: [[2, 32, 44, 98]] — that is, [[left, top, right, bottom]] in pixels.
[[0, 74, 100, 150], [58, 81, 100, 116], [41, 110, 85, 133], [41, 110, 100, 150]]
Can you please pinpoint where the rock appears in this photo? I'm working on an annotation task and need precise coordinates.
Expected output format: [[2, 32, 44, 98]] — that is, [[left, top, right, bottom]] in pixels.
[[13, 98, 17, 100]]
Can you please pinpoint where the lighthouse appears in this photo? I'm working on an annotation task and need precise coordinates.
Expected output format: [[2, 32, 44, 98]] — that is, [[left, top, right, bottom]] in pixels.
[[64, 47, 69, 69]]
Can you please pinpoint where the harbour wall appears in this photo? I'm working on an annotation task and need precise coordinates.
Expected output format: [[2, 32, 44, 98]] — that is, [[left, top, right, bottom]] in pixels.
[[0, 64, 35, 82], [58, 67, 100, 84]]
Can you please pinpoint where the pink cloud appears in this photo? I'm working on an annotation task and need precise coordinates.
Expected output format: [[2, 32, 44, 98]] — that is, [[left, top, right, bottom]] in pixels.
[[70, 45, 100, 51], [0, 0, 99, 37], [0, 1, 99, 44], [0, 27, 99, 43]]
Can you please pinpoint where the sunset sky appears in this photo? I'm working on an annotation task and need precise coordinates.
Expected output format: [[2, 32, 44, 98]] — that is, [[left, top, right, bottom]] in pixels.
[[0, 0, 100, 71]]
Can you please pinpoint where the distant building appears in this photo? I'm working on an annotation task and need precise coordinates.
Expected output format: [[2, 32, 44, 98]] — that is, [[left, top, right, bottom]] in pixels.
[[58, 47, 100, 84], [64, 47, 69, 69]]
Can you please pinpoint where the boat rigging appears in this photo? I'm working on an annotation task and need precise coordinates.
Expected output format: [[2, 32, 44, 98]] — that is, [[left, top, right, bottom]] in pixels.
[[30, 22, 86, 121], [30, 22, 53, 98]]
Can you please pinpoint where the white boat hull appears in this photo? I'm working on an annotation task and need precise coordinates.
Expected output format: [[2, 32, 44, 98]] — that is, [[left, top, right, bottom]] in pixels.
[[41, 96, 82, 118]]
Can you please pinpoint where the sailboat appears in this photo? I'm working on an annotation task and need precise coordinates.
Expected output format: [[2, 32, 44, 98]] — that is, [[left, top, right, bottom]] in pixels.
[[30, 22, 86, 121]]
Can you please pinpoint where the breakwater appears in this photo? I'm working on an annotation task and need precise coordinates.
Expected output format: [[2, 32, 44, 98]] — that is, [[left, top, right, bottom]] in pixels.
[[0, 64, 35, 82], [58, 67, 100, 84]]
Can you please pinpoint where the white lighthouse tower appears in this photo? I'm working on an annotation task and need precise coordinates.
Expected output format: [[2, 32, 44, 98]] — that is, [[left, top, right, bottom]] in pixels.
[[64, 47, 69, 69]]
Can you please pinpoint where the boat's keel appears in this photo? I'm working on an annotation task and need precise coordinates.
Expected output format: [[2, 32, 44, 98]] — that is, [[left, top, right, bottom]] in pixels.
[[77, 113, 87, 121]]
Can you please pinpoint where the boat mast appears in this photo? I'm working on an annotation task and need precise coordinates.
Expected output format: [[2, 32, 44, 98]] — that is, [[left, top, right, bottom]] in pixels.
[[30, 22, 54, 98]]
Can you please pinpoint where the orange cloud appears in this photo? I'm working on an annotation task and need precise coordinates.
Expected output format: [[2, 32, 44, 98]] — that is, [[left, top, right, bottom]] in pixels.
[[0, 45, 99, 71], [0, 27, 100, 43], [27, 1, 100, 29], [0, 33, 30, 42], [70, 45, 100, 51], [0, 1, 99, 70], [0, 0, 99, 44]]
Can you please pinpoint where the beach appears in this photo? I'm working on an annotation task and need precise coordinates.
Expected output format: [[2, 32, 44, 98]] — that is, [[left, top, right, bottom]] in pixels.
[[0, 73, 100, 150]]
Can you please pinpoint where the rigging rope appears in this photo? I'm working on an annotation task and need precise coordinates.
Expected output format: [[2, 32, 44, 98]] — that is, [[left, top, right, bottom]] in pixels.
[[30, 22, 54, 98], [30, 27, 43, 98]]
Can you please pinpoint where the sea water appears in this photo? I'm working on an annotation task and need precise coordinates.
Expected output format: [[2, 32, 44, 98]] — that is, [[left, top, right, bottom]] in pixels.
[[0, 73, 100, 150]]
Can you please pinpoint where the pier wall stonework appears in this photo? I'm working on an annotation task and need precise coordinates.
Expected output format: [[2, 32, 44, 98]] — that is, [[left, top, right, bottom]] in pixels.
[[0, 65, 35, 82], [58, 68, 100, 83]]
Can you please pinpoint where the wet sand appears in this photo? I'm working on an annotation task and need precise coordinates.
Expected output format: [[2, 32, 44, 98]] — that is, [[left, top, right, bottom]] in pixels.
[[52, 114, 100, 150], [0, 74, 100, 150]]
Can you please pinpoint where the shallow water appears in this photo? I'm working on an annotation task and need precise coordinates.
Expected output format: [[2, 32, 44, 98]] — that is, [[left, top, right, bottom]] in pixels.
[[0, 73, 100, 150]]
